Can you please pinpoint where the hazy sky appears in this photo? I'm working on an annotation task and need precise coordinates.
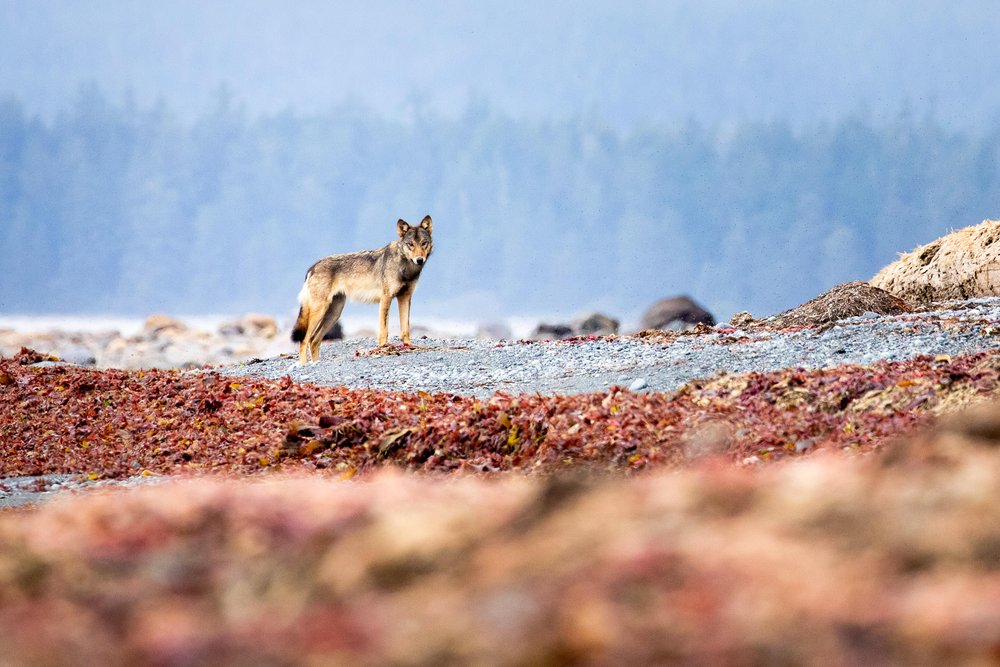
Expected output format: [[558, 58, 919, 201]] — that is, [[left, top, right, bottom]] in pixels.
[[2, 1, 999, 321], [2, 1, 999, 129]]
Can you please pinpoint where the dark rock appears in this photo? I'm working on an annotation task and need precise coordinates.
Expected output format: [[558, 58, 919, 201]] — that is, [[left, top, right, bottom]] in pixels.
[[528, 323, 574, 341], [218, 322, 245, 336], [639, 296, 715, 331], [571, 312, 619, 336], [322, 322, 344, 341]]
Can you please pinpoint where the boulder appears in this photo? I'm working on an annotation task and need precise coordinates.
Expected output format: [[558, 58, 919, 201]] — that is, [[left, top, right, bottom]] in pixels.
[[143, 314, 187, 337], [639, 296, 715, 330], [871, 219, 1000, 305], [55, 345, 97, 366], [322, 322, 344, 341], [219, 314, 280, 338], [241, 314, 279, 338], [528, 323, 574, 341], [217, 321, 245, 337], [570, 312, 619, 336], [528, 312, 621, 341]]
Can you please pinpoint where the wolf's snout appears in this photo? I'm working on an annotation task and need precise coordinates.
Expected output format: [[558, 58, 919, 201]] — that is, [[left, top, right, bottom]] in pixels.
[[415, 257, 425, 265]]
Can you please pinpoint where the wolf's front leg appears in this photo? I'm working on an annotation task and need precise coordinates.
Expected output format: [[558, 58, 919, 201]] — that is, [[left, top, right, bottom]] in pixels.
[[378, 294, 391, 346], [398, 291, 412, 345]]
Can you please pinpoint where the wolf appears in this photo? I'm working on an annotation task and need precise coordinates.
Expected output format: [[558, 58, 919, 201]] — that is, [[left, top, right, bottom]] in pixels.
[[291, 216, 433, 364]]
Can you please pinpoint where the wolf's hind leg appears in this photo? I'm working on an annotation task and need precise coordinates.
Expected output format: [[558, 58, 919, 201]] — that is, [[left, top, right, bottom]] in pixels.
[[303, 306, 328, 364], [312, 294, 346, 361], [298, 304, 315, 365]]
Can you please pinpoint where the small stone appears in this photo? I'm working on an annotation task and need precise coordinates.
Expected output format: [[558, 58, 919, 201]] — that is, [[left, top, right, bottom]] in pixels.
[[58, 345, 97, 366], [629, 378, 648, 391]]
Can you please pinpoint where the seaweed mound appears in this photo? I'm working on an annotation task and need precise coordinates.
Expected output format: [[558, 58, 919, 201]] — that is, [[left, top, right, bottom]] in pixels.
[[768, 281, 911, 328], [871, 219, 1000, 305], [1, 399, 999, 665]]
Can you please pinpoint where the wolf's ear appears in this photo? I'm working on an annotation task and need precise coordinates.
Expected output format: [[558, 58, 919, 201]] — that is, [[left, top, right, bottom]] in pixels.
[[419, 215, 432, 233], [397, 219, 410, 237]]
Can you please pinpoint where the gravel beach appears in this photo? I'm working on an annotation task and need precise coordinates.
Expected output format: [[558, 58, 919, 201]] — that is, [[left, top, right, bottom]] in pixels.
[[4, 297, 999, 508], [219, 297, 1000, 396]]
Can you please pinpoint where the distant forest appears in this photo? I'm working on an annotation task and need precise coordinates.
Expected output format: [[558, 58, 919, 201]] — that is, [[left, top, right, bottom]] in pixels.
[[1, 86, 999, 322]]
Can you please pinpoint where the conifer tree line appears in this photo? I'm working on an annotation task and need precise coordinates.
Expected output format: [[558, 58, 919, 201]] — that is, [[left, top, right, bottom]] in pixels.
[[1, 85, 998, 321]]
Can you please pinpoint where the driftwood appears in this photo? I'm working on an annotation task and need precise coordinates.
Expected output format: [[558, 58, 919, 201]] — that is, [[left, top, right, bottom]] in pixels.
[[870, 219, 1000, 305], [767, 281, 911, 328]]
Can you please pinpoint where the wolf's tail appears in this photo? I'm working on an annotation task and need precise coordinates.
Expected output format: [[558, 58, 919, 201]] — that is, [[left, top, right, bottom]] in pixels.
[[290, 306, 307, 343]]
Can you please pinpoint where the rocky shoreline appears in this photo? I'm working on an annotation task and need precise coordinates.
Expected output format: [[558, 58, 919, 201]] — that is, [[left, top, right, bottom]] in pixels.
[[0, 313, 293, 370], [222, 297, 1000, 397], [3, 301, 1000, 662], [0, 310, 624, 371]]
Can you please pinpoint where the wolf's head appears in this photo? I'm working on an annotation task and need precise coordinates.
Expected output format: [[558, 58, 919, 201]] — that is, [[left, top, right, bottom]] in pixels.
[[397, 216, 434, 266]]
